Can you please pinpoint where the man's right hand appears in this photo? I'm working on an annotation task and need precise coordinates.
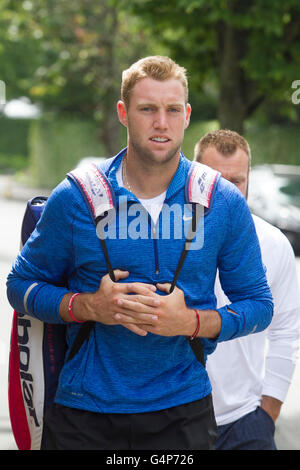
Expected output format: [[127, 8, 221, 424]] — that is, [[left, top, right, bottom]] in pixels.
[[59, 270, 158, 336]]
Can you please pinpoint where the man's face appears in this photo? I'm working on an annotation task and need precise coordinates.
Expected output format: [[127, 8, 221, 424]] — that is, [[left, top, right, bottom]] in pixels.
[[117, 77, 191, 166], [200, 146, 249, 199]]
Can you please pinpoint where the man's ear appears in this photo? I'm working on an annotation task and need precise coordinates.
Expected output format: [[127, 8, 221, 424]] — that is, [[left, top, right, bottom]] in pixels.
[[117, 100, 128, 127], [184, 103, 192, 130]]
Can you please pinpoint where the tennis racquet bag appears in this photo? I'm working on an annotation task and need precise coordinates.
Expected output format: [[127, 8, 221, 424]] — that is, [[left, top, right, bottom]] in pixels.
[[8, 197, 68, 450]]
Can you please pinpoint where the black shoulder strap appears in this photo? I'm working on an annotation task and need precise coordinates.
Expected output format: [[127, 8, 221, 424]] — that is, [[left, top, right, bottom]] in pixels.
[[68, 205, 205, 365], [67, 209, 204, 365], [67, 321, 94, 362], [169, 204, 205, 367], [66, 162, 116, 362], [169, 203, 200, 294], [65, 229, 116, 362]]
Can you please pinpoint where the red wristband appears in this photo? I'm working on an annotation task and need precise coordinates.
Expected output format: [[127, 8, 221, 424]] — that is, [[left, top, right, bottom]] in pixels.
[[68, 293, 84, 323], [190, 309, 200, 340]]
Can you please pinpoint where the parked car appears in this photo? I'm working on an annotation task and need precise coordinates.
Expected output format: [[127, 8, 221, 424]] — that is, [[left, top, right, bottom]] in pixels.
[[248, 164, 300, 255]]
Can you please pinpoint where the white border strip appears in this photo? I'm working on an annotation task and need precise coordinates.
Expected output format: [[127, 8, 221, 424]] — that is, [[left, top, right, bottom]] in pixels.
[[24, 282, 38, 313]]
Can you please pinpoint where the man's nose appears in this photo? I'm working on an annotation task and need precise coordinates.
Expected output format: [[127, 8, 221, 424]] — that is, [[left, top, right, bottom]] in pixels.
[[153, 110, 168, 129]]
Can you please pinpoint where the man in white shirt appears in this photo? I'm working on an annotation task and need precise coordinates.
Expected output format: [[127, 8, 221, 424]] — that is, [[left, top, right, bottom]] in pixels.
[[194, 129, 300, 450]]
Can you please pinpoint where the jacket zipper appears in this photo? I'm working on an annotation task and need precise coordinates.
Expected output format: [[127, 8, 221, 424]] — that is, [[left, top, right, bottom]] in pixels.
[[152, 225, 159, 275]]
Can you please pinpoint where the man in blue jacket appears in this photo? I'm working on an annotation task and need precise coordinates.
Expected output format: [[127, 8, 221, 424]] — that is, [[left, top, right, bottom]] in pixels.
[[7, 55, 273, 450]]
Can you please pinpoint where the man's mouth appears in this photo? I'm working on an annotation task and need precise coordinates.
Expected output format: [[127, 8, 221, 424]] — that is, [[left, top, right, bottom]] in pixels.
[[150, 136, 170, 143]]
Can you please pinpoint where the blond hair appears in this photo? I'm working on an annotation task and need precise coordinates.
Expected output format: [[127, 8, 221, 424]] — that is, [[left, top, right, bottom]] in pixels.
[[121, 56, 189, 107], [194, 129, 251, 167]]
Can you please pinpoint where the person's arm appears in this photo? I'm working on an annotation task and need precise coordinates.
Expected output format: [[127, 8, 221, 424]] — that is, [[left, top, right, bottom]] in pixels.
[[261, 236, 300, 421], [216, 186, 273, 341]]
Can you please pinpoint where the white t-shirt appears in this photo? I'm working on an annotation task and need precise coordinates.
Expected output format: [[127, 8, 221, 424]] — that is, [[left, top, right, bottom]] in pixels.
[[116, 161, 166, 225], [207, 215, 300, 425]]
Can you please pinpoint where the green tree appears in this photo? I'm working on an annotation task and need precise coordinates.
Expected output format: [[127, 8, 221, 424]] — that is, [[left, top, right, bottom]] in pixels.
[[0, 0, 43, 101], [0, 0, 158, 154], [120, 0, 300, 134]]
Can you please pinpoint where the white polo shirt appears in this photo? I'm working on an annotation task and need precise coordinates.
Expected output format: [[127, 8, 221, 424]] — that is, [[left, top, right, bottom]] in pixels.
[[207, 215, 300, 426]]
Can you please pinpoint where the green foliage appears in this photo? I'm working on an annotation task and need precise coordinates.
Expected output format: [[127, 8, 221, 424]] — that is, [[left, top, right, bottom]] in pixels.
[[181, 120, 219, 159], [28, 115, 106, 188], [0, 116, 30, 171], [246, 124, 300, 166], [0, 116, 30, 156], [0, 153, 27, 172], [121, 0, 300, 130], [1, 0, 299, 178], [0, 1, 44, 100], [0, 0, 163, 153], [181, 118, 300, 166]]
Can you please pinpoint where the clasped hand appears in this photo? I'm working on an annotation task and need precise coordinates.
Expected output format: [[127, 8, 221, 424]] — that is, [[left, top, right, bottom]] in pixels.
[[93, 269, 192, 337]]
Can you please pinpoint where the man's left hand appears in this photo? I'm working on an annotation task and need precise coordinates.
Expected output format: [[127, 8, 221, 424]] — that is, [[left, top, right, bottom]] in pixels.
[[261, 395, 283, 423], [114, 283, 196, 337]]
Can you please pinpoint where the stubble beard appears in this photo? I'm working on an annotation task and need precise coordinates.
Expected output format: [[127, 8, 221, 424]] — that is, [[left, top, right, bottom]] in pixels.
[[130, 138, 182, 168]]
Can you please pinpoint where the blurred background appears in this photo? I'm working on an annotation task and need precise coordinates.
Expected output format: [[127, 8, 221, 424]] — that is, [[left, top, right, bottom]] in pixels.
[[0, 0, 300, 450]]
